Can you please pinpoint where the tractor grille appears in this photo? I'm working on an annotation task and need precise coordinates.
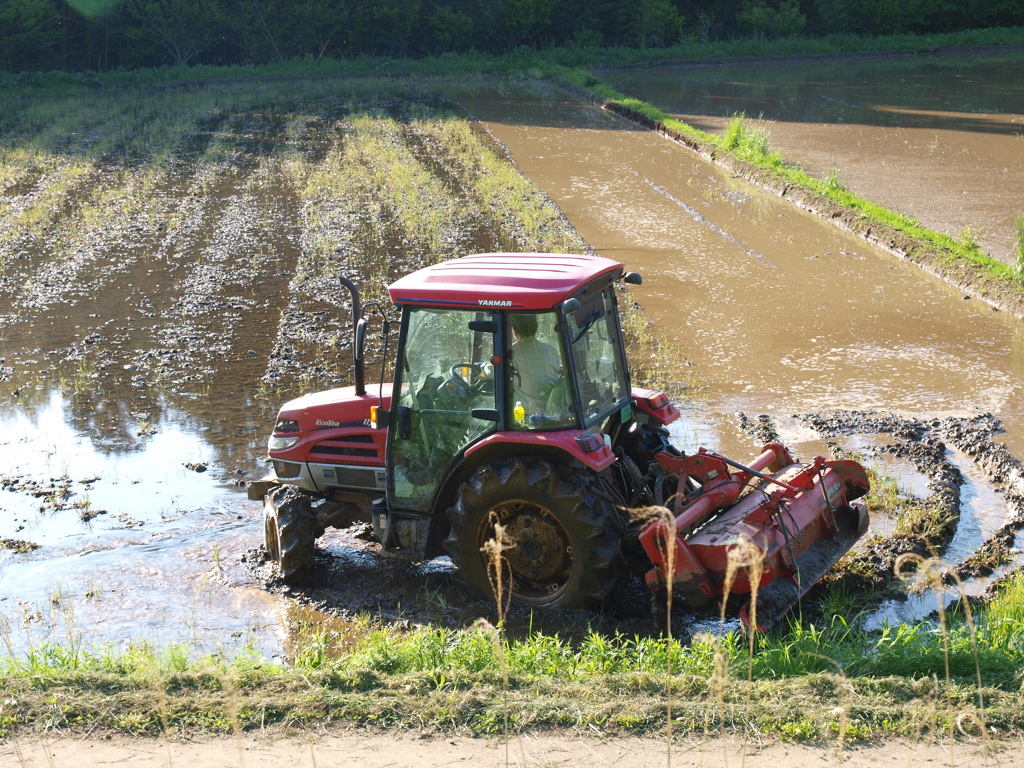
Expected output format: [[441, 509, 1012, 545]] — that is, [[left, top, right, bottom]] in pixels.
[[311, 462, 386, 490], [309, 433, 381, 460]]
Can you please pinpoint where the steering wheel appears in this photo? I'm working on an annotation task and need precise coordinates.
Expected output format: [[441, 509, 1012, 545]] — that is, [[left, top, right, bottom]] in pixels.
[[450, 362, 486, 393], [437, 362, 485, 403]]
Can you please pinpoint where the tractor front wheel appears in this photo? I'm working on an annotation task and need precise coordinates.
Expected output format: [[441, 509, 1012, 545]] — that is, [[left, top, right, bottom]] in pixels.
[[264, 486, 319, 582], [445, 458, 622, 609]]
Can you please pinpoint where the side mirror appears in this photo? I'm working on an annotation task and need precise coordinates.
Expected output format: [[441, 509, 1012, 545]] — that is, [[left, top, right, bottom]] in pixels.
[[355, 316, 368, 362], [468, 319, 498, 333], [559, 298, 581, 315], [623, 272, 642, 285]]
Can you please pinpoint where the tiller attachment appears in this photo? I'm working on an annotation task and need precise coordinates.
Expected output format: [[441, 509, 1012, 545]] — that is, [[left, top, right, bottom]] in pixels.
[[638, 442, 870, 630]]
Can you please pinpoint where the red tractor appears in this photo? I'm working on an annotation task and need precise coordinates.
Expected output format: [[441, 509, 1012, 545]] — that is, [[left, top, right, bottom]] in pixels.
[[250, 253, 869, 627]]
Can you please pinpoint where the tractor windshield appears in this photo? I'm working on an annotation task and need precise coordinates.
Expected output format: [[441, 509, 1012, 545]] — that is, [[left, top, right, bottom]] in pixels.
[[389, 308, 497, 511], [566, 286, 630, 429]]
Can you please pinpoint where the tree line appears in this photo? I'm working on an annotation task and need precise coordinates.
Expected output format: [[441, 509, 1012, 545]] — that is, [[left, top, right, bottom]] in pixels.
[[2, 0, 1022, 73]]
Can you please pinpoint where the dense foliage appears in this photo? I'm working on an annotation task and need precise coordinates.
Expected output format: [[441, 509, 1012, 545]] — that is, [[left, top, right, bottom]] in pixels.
[[2, 0, 1022, 73]]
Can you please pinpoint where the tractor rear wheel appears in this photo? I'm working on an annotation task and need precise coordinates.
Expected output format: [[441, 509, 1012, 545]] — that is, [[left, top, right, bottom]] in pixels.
[[445, 458, 622, 609], [264, 486, 319, 581]]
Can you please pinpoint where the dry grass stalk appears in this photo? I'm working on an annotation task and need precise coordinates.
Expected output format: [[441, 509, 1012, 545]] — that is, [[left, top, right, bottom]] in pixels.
[[482, 511, 518, 768]]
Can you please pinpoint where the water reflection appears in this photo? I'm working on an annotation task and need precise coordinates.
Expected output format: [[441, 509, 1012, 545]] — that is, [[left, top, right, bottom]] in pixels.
[[0, 388, 276, 655], [599, 49, 1024, 263]]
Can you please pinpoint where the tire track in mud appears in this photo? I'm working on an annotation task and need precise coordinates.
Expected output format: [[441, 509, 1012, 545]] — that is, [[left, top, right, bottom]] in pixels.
[[0, 112, 231, 327], [940, 415, 1024, 586], [1, 108, 307, 459], [266, 107, 468, 390], [261, 103, 520, 392], [128, 112, 306, 405], [408, 111, 587, 256], [400, 111, 508, 255], [0, 112, 242, 394], [258, 101, 593, 396], [262, 112, 364, 391], [795, 410, 1024, 603]]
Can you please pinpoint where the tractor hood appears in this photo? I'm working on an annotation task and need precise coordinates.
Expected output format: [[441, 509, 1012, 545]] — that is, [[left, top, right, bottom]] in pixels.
[[274, 384, 393, 433]]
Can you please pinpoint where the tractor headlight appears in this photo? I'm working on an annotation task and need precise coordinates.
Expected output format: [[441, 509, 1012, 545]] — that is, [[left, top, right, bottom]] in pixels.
[[268, 435, 300, 451]]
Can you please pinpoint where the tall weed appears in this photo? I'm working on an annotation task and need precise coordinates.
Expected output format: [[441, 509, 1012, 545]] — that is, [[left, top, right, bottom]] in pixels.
[[1015, 213, 1024, 279]]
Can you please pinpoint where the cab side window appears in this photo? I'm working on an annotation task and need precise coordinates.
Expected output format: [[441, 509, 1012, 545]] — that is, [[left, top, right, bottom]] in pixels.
[[506, 312, 573, 429]]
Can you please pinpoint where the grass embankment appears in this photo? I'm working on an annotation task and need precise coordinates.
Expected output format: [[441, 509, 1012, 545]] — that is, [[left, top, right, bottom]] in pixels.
[[556, 69, 1024, 317], [2, 576, 1024, 742]]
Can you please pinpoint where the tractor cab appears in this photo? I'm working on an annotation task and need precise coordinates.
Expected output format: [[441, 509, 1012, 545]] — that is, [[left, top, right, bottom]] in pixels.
[[256, 252, 868, 624], [380, 253, 637, 516]]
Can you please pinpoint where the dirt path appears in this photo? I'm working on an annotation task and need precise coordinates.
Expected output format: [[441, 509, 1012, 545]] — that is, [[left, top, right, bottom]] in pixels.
[[3, 731, 1020, 768], [8, 733, 1024, 768]]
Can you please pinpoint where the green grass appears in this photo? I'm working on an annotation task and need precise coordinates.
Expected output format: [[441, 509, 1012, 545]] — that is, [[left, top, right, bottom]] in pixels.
[[3, 25, 1022, 96], [2, 585, 1024, 741], [863, 463, 953, 543], [1016, 214, 1024, 278]]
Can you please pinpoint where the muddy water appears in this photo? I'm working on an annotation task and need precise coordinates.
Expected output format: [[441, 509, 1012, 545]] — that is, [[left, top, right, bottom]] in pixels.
[[0, 391, 279, 655], [462, 81, 1024, 622], [0, 87, 585, 656], [2, 67, 1023, 656], [462, 84, 1024, 455], [599, 49, 1024, 265]]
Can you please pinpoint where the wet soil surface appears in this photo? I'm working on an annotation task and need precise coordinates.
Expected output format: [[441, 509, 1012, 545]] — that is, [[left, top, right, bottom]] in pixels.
[[460, 76, 1024, 625], [2, 70, 1023, 658], [232, 405, 1024, 644], [799, 411, 1024, 590], [599, 49, 1024, 267], [0, 81, 591, 656]]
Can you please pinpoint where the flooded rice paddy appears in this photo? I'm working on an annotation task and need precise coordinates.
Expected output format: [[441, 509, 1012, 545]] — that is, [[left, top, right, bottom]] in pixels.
[[461, 59, 1024, 624], [2, 52, 1024, 656], [599, 49, 1024, 265]]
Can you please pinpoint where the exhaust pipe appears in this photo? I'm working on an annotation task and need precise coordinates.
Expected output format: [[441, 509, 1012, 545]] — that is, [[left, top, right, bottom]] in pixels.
[[338, 275, 366, 397]]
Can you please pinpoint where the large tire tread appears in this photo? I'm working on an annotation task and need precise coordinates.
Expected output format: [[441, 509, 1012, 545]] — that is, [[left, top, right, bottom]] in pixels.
[[264, 486, 319, 582], [445, 457, 623, 609]]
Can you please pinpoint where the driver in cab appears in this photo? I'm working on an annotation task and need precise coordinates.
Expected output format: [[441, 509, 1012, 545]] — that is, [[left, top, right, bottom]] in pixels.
[[507, 313, 568, 427]]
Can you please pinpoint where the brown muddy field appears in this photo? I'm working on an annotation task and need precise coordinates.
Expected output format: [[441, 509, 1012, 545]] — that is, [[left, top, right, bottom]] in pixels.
[[599, 49, 1024, 266], [1, 63, 1023, 658], [462, 74, 1024, 625], [0, 77, 594, 656]]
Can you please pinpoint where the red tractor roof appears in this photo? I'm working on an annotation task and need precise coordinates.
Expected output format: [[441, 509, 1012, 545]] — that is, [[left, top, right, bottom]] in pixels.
[[387, 252, 624, 311]]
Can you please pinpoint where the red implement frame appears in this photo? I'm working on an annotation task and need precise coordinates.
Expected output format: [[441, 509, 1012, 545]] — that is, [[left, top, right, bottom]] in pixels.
[[638, 443, 870, 629]]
